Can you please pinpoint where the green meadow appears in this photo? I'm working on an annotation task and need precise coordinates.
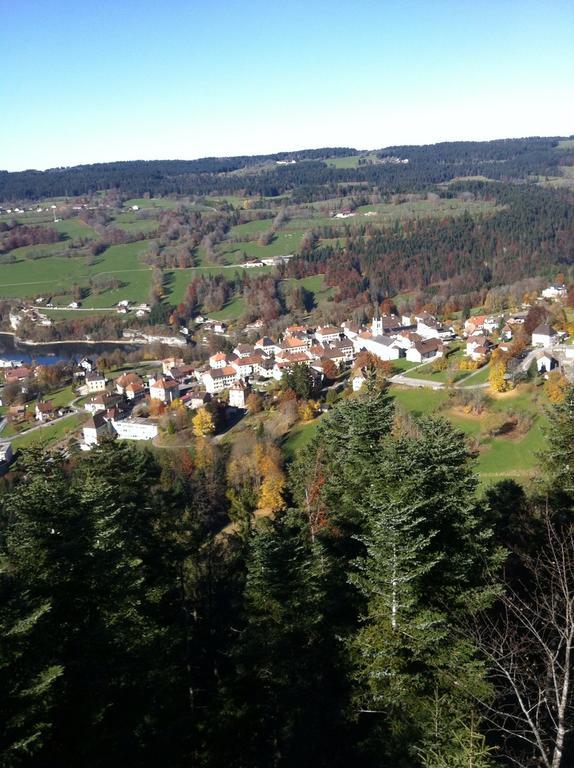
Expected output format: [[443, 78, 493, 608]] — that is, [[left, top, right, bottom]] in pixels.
[[390, 384, 549, 487], [0, 240, 153, 304]]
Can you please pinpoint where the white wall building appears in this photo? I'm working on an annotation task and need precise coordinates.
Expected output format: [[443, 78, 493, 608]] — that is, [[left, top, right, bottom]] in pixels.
[[112, 418, 158, 441]]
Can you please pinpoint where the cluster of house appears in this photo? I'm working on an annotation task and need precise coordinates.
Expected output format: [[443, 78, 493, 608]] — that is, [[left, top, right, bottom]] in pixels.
[[463, 309, 574, 376], [9, 306, 52, 329], [196, 312, 455, 396], [79, 355, 201, 449]]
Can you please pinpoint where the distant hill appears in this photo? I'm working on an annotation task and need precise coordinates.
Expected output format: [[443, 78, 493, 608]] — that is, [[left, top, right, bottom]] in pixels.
[[1, 137, 572, 202]]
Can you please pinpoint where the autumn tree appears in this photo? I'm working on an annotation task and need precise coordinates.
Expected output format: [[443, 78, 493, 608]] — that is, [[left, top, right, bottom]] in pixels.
[[192, 407, 215, 437]]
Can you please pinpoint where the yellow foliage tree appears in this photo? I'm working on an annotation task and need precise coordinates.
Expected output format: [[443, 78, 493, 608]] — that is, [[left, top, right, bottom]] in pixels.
[[489, 360, 508, 393], [192, 407, 215, 437], [298, 400, 319, 422], [258, 470, 286, 514], [544, 371, 569, 404]]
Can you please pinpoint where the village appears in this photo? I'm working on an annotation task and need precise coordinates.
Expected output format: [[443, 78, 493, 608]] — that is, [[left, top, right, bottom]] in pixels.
[[0, 281, 572, 472]]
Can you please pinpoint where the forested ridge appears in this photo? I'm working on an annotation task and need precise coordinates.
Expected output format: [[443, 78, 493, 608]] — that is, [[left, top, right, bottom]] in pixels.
[[295, 182, 574, 299], [2, 381, 574, 768], [1, 137, 571, 201]]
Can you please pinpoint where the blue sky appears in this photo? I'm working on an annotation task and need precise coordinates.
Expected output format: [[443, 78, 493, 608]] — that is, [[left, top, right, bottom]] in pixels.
[[1, 0, 573, 170]]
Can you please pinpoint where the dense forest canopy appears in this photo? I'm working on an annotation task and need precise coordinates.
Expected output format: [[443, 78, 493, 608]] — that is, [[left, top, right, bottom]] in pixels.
[[2, 384, 574, 767], [1, 137, 571, 201]]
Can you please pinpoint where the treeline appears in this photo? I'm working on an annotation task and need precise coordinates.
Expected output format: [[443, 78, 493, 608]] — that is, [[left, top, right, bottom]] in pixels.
[[1, 383, 574, 767], [0, 224, 62, 253], [0, 138, 568, 201]]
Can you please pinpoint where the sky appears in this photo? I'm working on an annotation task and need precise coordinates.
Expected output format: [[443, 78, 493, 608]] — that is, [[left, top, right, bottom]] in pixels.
[[1, 0, 573, 171]]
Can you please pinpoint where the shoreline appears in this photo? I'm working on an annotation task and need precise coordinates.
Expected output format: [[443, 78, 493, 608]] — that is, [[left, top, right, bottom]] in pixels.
[[0, 331, 144, 348]]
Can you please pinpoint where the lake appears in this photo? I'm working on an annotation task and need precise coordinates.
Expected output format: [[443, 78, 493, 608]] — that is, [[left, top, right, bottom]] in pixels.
[[0, 333, 138, 366]]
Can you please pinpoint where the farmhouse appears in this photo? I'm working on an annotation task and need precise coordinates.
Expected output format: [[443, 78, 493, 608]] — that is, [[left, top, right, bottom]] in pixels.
[[35, 401, 56, 423], [406, 339, 444, 363]]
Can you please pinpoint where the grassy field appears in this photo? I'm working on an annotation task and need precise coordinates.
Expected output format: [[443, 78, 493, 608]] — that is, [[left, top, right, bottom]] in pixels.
[[458, 363, 491, 386], [390, 383, 548, 486], [280, 274, 333, 309], [217, 231, 303, 262], [326, 154, 379, 169], [0, 240, 154, 305], [227, 219, 275, 238], [12, 412, 86, 451], [208, 296, 246, 322], [282, 417, 322, 460], [356, 198, 500, 220]]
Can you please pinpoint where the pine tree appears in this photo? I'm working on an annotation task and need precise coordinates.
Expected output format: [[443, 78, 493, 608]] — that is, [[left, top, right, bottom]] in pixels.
[[0, 449, 79, 766], [540, 385, 574, 512], [348, 419, 497, 765]]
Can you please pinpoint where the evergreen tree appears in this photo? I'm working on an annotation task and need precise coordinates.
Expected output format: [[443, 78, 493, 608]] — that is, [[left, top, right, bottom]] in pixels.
[[226, 512, 351, 768], [540, 385, 574, 514], [348, 419, 496, 766]]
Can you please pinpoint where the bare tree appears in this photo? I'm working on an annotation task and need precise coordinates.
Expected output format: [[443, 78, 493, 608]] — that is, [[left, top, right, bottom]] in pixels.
[[473, 515, 574, 768]]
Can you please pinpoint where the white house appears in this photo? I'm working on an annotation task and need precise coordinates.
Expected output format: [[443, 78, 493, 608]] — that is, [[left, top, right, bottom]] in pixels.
[[82, 412, 112, 448], [315, 326, 341, 344], [0, 442, 14, 466], [112, 417, 158, 441], [406, 339, 444, 363], [149, 378, 179, 403], [209, 352, 228, 369], [542, 285, 567, 300], [532, 324, 557, 347], [35, 401, 56, 423], [79, 357, 95, 373], [537, 353, 559, 373], [85, 371, 106, 393], [229, 380, 249, 408], [351, 370, 367, 391], [355, 333, 400, 361], [416, 317, 442, 340], [202, 366, 239, 394]]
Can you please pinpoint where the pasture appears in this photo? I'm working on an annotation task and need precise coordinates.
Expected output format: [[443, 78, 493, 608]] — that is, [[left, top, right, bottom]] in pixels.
[[390, 383, 548, 487]]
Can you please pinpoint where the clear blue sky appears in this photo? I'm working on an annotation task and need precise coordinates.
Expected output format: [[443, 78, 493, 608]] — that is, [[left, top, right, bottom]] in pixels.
[[1, 0, 573, 170]]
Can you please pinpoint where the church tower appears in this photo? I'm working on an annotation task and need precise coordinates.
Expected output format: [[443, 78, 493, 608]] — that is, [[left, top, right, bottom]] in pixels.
[[371, 307, 383, 336]]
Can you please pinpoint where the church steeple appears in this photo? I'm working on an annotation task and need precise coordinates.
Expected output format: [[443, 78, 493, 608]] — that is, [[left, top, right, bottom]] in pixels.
[[371, 305, 383, 335]]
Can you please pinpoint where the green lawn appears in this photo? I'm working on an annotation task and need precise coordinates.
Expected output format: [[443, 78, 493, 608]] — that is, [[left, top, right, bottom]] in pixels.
[[123, 197, 183, 209], [391, 383, 549, 487], [283, 417, 322, 460], [356, 198, 500, 220], [217, 231, 304, 262], [0, 240, 154, 305], [45, 385, 77, 408], [458, 363, 491, 387], [326, 154, 379, 168], [280, 274, 333, 309], [228, 219, 275, 238], [208, 297, 246, 322], [12, 413, 86, 451]]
